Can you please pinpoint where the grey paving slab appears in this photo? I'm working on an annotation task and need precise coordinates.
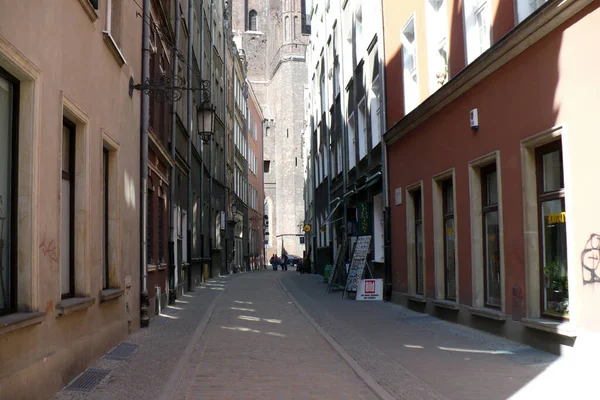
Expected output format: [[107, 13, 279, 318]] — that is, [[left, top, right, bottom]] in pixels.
[[52, 277, 227, 400], [282, 273, 561, 400], [173, 270, 379, 400]]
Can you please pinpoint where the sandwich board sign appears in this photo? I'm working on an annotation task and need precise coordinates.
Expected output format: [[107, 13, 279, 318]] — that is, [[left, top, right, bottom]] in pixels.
[[343, 235, 372, 298], [356, 279, 383, 301]]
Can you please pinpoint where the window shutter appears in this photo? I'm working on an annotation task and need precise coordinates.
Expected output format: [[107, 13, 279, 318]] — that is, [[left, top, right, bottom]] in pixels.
[[90, 0, 99, 10]]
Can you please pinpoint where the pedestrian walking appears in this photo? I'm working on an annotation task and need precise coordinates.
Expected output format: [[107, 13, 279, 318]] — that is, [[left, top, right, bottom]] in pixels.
[[270, 254, 278, 271], [282, 253, 288, 271]]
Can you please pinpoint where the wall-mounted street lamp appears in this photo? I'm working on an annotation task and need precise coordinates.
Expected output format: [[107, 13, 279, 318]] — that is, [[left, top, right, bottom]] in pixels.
[[197, 80, 216, 143], [129, 74, 216, 142]]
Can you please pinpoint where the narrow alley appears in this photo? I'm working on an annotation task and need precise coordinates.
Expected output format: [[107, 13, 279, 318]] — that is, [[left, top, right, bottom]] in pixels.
[[52, 270, 562, 400]]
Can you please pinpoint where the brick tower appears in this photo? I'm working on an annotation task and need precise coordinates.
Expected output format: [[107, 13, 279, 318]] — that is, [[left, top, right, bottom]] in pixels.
[[232, 0, 310, 259]]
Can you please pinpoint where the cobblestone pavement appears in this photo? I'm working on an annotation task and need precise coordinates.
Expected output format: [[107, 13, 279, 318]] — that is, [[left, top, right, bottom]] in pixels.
[[53, 276, 227, 400], [53, 270, 565, 400], [171, 270, 377, 400], [282, 273, 561, 400]]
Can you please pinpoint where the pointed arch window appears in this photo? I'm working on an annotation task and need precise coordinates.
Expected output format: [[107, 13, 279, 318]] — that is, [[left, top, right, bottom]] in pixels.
[[249, 10, 258, 31]]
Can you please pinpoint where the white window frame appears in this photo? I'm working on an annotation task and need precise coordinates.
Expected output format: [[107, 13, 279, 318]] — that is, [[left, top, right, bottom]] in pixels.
[[401, 15, 419, 114]]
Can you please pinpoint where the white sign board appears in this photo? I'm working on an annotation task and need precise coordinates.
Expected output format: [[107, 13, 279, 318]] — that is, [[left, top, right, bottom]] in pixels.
[[356, 279, 383, 301]]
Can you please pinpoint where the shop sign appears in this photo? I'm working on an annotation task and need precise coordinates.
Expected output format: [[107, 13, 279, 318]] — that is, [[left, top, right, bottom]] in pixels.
[[356, 279, 383, 301]]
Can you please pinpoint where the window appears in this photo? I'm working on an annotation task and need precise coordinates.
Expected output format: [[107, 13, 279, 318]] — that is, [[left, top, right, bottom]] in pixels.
[[414, 189, 424, 295], [249, 10, 258, 31], [482, 165, 501, 307], [347, 112, 356, 169], [285, 16, 290, 41], [61, 118, 76, 299], [469, 152, 504, 311], [536, 141, 568, 318], [357, 98, 367, 160], [426, 0, 449, 92], [442, 179, 456, 300], [158, 195, 165, 264], [464, 0, 491, 63], [401, 17, 419, 114], [516, 0, 549, 23], [0, 70, 17, 315], [264, 160, 271, 173], [147, 188, 154, 264]]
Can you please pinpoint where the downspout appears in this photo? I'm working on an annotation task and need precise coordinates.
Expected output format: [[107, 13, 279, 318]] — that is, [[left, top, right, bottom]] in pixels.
[[223, 4, 229, 274], [199, 0, 205, 278], [186, 0, 194, 292], [169, 1, 181, 304], [379, 0, 392, 301], [337, 0, 348, 264], [208, 0, 214, 278], [140, 0, 151, 328], [311, 119, 317, 274]]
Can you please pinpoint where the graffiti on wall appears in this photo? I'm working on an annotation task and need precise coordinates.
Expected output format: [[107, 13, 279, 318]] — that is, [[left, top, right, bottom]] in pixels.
[[39, 238, 59, 267], [581, 234, 600, 285]]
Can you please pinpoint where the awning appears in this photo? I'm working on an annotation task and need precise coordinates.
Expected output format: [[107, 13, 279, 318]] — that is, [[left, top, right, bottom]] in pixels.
[[322, 199, 343, 226], [355, 171, 382, 193]]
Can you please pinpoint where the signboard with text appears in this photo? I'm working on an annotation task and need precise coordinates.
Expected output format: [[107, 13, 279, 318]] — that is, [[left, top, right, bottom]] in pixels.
[[344, 235, 372, 296], [356, 279, 383, 301], [357, 203, 372, 236]]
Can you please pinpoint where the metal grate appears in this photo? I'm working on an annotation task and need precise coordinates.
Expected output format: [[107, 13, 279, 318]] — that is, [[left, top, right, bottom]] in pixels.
[[103, 342, 139, 361], [65, 368, 109, 392]]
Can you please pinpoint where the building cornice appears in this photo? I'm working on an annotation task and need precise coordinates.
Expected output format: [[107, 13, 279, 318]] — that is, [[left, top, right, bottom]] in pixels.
[[384, 0, 594, 146]]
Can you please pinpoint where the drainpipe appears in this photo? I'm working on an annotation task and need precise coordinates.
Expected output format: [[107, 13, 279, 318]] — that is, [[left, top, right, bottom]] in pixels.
[[169, 1, 181, 304], [208, 0, 214, 278], [139, 0, 150, 328], [186, 0, 194, 292], [311, 120, 317, 274], [223, 4, 229, 274], [199, 1, 205, 279], [379, 0, 392, 301]]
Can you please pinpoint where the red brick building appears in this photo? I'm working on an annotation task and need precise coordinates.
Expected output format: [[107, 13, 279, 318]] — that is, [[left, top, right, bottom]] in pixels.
[[247, 84, 265, 269], [383, 0, 600, 353]]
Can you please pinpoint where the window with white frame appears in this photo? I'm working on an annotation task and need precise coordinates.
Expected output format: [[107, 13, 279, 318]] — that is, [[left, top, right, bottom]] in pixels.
[[347, 112, 356, 169], [464, 0, 491, 64], [516, 0, 548, 23], [426, 0, 449, 93], [369, 48, 382, 148], [401, 17, 419, 114], [357, 98, 367, 160]]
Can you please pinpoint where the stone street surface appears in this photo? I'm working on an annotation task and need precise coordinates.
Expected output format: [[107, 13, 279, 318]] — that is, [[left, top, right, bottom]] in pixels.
[[54, 270, 563, 400]]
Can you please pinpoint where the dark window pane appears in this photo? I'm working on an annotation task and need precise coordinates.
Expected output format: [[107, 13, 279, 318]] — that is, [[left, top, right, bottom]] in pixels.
[[485, 210, 501, 306], [0, 73, 14, 313], [445, 218, 456, 299], [158, 197, 164, 263], [444, 181, 454, 214], [147, 190, 153, 264], [542, 150, 563, 192], [485, 170, 498, 206], [416, 222, 424, 295], [542, 199, 568, 316]]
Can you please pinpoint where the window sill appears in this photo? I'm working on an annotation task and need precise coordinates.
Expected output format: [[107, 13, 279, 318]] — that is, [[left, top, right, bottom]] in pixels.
[[55, 297, 95, 317], [0, 312, 45, 337], [434, 299, 459, 311], [77, 0, 98, 22], [158, 263, 168, 270], [102, 32, 127, 67], [468, 307, 506, 321], [148, 264, 158, 272], [100, 288, 125, 303], [405, 293, 427, 303], [521, 318, 577, 338]]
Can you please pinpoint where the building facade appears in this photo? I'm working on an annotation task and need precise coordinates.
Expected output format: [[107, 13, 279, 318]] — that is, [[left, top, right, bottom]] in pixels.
[[232, 0, 309, 261], [305, 0, 386, 275], [247, 83, 265, 270], [383, 0, 600, 354], [0, 0, 141, 398]]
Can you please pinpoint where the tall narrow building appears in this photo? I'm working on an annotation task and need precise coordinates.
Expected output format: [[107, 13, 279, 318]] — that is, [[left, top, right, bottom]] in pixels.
[[231, 0, 310, 259]]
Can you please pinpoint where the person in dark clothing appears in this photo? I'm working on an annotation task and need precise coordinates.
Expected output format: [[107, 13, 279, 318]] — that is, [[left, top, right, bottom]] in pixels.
[[282, 254, 288, 271], [270, 255, 278, 271]]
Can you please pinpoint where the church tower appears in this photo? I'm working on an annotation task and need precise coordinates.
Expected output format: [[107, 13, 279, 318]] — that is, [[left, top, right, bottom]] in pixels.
[[231, 0, 310, 258]]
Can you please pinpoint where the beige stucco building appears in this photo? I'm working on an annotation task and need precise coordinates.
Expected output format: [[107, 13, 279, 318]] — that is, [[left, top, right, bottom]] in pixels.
[[0, 1, 141, 399]]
